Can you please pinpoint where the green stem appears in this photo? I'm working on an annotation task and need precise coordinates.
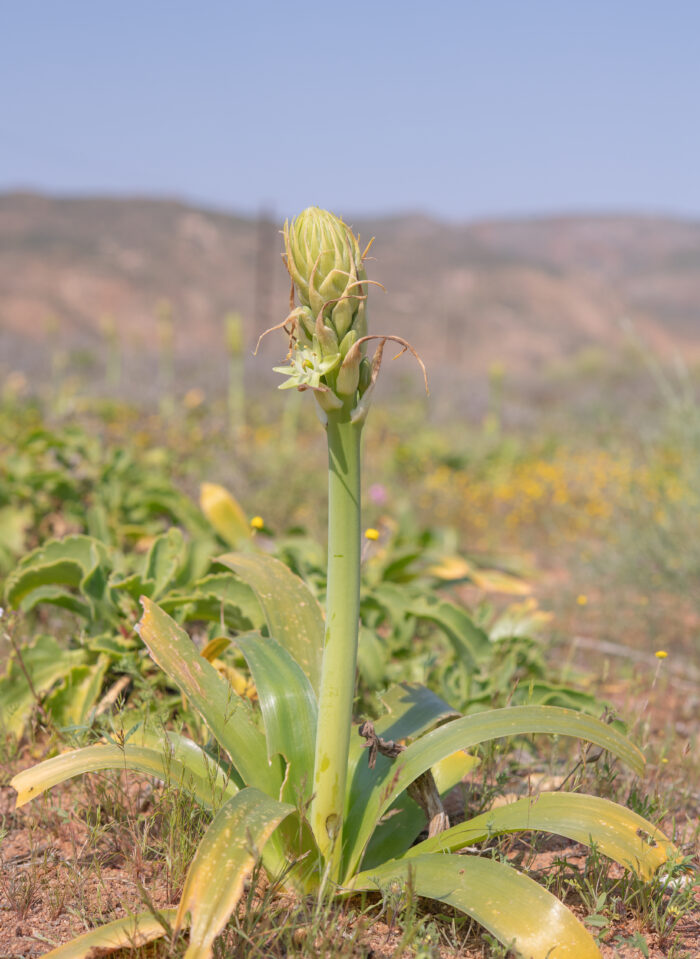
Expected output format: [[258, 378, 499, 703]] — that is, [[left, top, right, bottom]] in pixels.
[[311, 403, 363, 878], [228, 353, 245, 440]]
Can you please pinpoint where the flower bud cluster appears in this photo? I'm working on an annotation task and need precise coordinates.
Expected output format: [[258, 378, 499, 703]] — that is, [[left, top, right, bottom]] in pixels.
[[275, 207, 373, 413]]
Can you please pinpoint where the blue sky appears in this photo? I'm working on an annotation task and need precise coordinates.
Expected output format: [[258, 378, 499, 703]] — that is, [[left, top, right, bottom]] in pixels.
[[3, 1, 699, 220]]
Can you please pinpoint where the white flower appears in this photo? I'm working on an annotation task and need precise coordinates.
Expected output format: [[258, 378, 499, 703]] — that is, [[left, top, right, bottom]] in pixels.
[[273, 345, 340, 391]]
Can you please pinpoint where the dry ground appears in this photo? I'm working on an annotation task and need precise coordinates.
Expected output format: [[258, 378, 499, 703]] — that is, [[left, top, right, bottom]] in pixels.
[[1, 662, 697, 959]]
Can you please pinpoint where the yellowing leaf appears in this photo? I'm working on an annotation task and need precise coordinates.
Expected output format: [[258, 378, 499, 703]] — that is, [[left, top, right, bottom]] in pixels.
[[175, 788, 293, 959], [408, 792, 675, 881], [137, 598, 280, 794], [200, 482, 251, 548], [200, 636, 232, 662], [432, 749, 479, 792], [347, 853, 601, 958], [427, 555, 476, 580], [200, 637, 256, 699], [11, 730, 236, 811], [469, 567, 531, 595], [38, 909, 176, 958], [214, 660, 257, 700], [218, 553, 324, 692], [427, 556, 531, 595]]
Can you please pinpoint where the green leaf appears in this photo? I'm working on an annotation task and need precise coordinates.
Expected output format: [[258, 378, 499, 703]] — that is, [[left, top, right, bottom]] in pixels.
[[159, 572, 264, 632], [136, 486, 213, 537], [8, 584, 93, 619], [137, 598, 281, 794], [235, 632, 317, 803], [360, 748, 477, 873], [0, 635, 88, 736], [346, 853, 601, 959], [4, 534, 110, 616], [11, 728, 236, 811], [357, 625, 388, 688], [109, 570, 145, 603], [343, 683, 459, 874], [90, 631, 138, 654], [344, 705, 646, 881], [377, 682, 461, 740], [517, 680, 605, 714], [405, 592, 491, 668], [378, 548, 424, 582], [38, 909, 176, 958], [218, 552, 324, 692], [45, 655, 111, 726], [109, 529, 191, 603], [406, 791, 674, 879], [175, 787, 294, 959], [144, 527, 187, 599]]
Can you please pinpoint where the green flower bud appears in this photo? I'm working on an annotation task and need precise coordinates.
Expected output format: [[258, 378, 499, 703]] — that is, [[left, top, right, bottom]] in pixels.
[[338, 328, 358, 358], [358, 356, 373, 395], [335, 348, 361, 397], [284, 207, 368, 342], [314, 314, 339, 358]]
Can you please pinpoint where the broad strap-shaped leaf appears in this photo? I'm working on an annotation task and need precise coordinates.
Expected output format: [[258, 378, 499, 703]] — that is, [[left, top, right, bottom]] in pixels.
[[11, 727, 236, 811], [175, 787, 294, 959], [0, 634, 88, 736], [342, 682, 460, 873], [343, 704, 645, 880], [347, 681, 460, 796], [236, 632, 317, 803], [38, 908, 177, 958], [346, 853, 601, 959], [360, 748, 479, 873], [347, 683, 459, 787], [406, 791, 673, 879], [137, 598, 281, 794], [218, 552, 324, 692]]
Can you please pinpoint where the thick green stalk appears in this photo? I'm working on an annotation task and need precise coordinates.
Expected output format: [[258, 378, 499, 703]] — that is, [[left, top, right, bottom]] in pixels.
[[311, 403, 363, 878]]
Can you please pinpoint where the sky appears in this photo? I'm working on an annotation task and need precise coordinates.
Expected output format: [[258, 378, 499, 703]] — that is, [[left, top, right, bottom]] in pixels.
[[3, 0, 699, 221]]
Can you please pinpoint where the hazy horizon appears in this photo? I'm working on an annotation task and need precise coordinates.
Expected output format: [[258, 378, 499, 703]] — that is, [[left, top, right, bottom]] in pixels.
[[4, 187, 700, 229]]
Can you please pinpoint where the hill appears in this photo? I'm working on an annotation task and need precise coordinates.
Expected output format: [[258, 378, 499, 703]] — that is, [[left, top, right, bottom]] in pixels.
[[2, 193, 699, 402]]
